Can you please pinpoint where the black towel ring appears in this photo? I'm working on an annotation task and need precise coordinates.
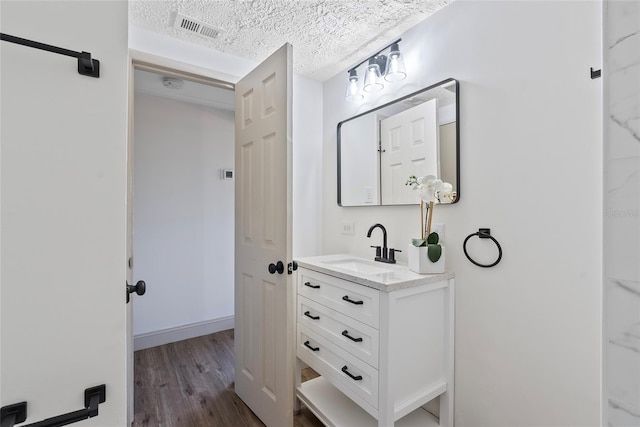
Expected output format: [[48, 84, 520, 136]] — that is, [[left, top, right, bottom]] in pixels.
[[463, 228, 502, 268]]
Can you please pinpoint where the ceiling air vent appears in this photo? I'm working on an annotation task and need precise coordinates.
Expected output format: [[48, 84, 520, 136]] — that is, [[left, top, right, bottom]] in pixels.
[[173, 12, 220, 39]]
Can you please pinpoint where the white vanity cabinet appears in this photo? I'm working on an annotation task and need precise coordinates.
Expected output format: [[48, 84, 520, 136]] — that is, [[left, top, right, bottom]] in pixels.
[[294, 255, 455, 427]]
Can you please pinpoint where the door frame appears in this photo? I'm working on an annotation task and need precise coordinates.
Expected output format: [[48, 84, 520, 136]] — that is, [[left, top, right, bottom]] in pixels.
[[125, 50, 238, 424]]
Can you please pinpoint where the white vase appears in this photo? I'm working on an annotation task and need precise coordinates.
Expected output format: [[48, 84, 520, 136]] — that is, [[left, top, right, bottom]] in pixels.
[[407, 244, 446, 274]]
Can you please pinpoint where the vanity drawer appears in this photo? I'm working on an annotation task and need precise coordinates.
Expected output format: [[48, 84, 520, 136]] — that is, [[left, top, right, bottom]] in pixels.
[[297, 268, 380, 328], [297, 324, 379, 410], [298, 295, 379, 368]]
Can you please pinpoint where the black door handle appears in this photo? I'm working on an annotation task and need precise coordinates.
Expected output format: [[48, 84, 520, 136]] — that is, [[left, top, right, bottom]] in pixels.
[[304, 281, 320, 289], [126, 280, 146, 303], [268, 261, 284, 274]]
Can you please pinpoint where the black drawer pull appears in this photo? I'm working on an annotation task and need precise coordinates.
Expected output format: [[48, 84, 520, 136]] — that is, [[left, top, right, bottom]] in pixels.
[[341, 365, 362, 381], [341, 330, 363, 342], [304, 281, 320, 289], [342, 295, 364, 305], [304, 311, 320, 320], [303, 341, 319, 352]]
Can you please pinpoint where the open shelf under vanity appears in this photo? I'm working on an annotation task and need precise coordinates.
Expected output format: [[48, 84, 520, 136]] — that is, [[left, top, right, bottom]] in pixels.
[[298, 376, 441, 427]]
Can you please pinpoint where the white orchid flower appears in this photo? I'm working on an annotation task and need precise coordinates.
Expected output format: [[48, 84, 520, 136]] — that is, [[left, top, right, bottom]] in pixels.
[[407, 175, 432, 202], [431, 179, 444, 197], [417, 187, 432, 202], [438, 182, 454, 203], [419, 175, 443, 203], [417, 175, 436, 186], [407, 175, 453, 204], [406, 174, 454, 241]]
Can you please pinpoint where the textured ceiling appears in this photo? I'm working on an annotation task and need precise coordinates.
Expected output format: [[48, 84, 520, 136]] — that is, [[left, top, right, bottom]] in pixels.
[[129, 0, 451, 81]]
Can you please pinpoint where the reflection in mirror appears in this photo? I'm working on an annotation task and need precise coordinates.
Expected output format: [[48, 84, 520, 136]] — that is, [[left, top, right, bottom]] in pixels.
[[338, 78, 459, 206]]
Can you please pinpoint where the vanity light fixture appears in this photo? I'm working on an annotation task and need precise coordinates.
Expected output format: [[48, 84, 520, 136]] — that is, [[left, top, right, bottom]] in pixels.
[[345, 38, 406, 102]]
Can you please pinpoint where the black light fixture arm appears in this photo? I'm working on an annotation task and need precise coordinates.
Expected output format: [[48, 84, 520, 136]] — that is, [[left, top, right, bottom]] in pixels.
[[347, 38, 402, 73], [0, 33, 100, 78]]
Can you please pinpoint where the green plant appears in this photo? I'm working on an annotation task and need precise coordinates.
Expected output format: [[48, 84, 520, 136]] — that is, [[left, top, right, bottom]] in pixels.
[[411, 231, 442, 262]]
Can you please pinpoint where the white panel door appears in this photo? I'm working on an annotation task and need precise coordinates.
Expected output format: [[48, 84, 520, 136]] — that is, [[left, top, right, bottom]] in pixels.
[[0, 1, 129, 426], [380, 98, 439, 204], [234, 44, 294, 427]]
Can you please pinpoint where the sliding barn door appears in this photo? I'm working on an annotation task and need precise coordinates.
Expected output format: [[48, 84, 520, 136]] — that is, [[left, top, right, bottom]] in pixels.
[[234, 44, 294, 427], [0, 2, 129, 425]]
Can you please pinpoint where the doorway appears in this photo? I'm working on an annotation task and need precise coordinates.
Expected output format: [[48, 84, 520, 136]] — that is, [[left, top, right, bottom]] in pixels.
[[127, 61, 238, 422], [131, 66, 236, 350]]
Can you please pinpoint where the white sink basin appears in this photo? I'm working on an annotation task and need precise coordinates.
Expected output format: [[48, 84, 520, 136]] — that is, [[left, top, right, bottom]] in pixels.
[[321, 258, 394, 275]]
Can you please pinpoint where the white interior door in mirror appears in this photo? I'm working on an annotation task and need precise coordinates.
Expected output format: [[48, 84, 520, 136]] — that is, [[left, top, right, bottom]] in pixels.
[[380, 98, 439, 205]]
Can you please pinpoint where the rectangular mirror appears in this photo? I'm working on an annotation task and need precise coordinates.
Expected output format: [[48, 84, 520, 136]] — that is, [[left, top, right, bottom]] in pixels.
[[338, 78, 459, 206]]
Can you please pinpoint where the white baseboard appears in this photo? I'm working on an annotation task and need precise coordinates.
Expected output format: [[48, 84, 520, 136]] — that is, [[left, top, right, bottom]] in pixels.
[[134, 316, 234, 351]]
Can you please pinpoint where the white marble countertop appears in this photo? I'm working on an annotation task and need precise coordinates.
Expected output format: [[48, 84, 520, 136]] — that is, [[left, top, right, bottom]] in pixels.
[[295, 254, 454, 292]]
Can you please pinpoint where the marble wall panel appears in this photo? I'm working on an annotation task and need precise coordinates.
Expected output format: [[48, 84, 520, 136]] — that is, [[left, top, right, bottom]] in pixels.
[[605, 1, 640, 425]]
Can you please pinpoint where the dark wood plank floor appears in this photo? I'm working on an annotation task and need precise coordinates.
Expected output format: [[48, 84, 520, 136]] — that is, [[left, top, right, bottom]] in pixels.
[[133, 329, 324, 427]]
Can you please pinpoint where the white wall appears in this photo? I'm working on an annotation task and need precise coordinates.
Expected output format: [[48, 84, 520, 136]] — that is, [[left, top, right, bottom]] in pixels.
[[132, 93, 234, 341], [292, 74, 324, 257], [0, 1, 129, 424], [603, 1, 640, 425], [323, 1, 602, 425]]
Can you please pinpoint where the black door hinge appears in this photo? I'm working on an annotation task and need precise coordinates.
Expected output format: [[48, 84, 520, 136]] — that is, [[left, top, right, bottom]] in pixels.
[[287, 261, 298, 275]]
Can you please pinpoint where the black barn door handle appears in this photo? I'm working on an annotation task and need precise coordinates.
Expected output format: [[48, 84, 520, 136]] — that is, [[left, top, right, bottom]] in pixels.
[[1, 385, 106, 427]]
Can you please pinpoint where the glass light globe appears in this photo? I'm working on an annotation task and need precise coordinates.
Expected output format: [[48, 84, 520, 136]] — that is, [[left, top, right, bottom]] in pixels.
[[385, 43, 407, 82], [363, 58, 384, 93], [345, 70, 364, 101]]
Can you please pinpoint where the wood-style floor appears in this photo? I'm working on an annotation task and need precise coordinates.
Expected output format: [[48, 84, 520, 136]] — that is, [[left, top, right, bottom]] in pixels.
[[133, 329, 324, 427]]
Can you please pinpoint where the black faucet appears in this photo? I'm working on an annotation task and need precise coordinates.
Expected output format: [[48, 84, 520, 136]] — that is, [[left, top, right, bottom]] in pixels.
[[367, 223, 400, 264]]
